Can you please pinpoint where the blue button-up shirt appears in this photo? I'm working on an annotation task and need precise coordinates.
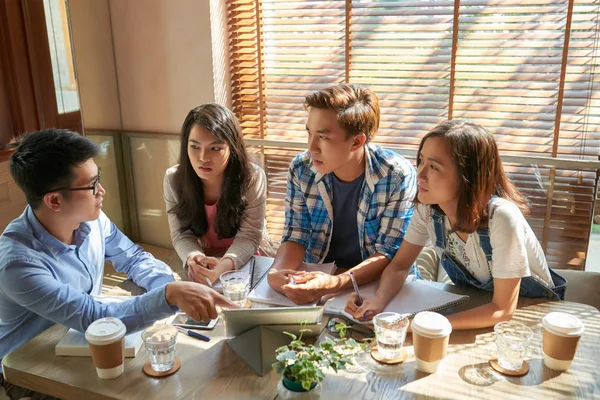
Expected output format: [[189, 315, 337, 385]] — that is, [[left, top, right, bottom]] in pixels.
[[282, 143, 417, 263], [0, 206, 176, 360]]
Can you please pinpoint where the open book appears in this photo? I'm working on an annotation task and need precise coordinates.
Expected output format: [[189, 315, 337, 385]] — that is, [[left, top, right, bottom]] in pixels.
[[55, 328, 143, 357], [324, 280, 469, 324], [247, 262, 337, 307], [212, 256, 274, 293]]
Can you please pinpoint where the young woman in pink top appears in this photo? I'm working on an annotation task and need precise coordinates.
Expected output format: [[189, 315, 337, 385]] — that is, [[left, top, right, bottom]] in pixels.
[[164, 104, 273, 285]]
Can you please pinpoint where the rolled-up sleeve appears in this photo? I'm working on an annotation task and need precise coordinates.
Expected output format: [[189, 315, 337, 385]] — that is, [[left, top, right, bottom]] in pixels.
[[374, 166, 416, 260], [281, 161, 311, 249]]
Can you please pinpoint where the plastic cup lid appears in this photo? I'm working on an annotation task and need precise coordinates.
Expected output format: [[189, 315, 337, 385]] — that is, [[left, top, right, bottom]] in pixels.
[[85, 317, 127, 345], [542, 312, 584, 336], [411, 311, 452, 338]]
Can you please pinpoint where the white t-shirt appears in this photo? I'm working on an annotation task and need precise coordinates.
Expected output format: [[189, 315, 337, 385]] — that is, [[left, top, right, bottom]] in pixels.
[[405, 198, 554, 288]]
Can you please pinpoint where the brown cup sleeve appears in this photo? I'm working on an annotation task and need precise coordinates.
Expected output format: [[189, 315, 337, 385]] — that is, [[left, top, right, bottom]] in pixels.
[[543, 328, 580, 361], [88, 338, 125, 369], [413, 333, 449, 362]]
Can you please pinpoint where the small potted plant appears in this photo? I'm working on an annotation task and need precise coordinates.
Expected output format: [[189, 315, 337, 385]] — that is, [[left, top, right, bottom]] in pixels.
[[273, 322, 368, 398]]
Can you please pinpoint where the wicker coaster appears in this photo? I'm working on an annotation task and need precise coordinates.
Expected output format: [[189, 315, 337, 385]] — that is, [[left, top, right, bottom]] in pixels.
[[488, 357, 529, 377], [370, 346, 408, 365], [143, 357, 181, 378]]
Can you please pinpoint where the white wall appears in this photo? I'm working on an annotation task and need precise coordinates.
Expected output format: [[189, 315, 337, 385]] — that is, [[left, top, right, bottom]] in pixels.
[[109, 0, 216, 134], [69, 0, 121, 130], [70, 0, 229, 248]]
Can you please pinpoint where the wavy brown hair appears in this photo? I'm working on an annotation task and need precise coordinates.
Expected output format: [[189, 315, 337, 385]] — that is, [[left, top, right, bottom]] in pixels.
[[170, 104, 253, 239], [416, 119, 529, 233], [304, 84, 380, 142]]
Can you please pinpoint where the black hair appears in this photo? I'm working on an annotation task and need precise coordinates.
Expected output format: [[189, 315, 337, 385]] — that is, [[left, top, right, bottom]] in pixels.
[[10, 129, 99, 209], [170, 104, 253, 238]]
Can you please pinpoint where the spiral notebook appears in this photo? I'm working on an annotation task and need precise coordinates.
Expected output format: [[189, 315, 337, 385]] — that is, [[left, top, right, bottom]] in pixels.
[[324, 280, 469, 324]]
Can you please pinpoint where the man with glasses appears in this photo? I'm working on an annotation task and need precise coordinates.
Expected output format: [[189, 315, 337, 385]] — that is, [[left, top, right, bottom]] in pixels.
[[0, 129, 233, 400]]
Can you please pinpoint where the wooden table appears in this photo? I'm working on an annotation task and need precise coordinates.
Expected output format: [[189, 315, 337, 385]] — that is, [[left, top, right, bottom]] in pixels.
[[3, 286, 599, 399]]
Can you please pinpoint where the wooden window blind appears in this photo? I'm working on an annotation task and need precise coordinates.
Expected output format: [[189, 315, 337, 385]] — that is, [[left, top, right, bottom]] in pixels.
[[227, 0, 600, 270]]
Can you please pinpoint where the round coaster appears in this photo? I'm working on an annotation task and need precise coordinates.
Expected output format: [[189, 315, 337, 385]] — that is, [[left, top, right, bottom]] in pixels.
[[488, 357, 529, 377], [143, 357, 181, 378], [370, 346, 408, 365]]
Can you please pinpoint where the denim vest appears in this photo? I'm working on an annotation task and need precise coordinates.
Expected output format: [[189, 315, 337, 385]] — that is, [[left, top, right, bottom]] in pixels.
[[429, 205, 566, 300]]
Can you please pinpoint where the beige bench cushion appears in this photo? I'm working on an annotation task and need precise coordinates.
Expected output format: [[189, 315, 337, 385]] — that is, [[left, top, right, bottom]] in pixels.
[[559, 269, 600, 311]]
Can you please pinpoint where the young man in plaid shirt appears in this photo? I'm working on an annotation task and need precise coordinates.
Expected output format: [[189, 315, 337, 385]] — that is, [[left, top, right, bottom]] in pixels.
[[267, 84, 417, 304]]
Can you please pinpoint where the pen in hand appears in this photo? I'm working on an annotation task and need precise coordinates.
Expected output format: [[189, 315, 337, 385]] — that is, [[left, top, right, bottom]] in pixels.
[[349, 272, 368, 321], [176, 327, 210, 342], [349, 272, 362, 305]]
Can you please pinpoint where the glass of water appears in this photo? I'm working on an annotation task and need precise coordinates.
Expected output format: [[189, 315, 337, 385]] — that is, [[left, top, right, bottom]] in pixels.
[[220, 270, 250, 307], [142, 324, 178, 372], [494, 321, 533, 371], [373, 312, 410, 360]]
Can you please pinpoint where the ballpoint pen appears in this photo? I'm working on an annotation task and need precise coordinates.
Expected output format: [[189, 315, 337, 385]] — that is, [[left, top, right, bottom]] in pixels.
[[176, 326, 211, 342], [349, 271, 362, 306], [349, 271, 367, 320]]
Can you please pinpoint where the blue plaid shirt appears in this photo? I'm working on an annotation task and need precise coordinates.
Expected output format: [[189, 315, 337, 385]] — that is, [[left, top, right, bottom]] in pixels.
[[282, 144, 417, 263]]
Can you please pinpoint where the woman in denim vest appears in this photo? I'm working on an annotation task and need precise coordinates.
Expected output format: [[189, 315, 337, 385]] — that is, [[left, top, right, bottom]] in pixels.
[[346, 120, 566, 330]]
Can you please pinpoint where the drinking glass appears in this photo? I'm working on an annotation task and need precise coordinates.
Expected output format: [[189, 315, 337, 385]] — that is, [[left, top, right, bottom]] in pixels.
[[372, 312, 409, 359], [142, 324, 178, 372], [220, 270, 250, 307], [494, 321, 533, 371]]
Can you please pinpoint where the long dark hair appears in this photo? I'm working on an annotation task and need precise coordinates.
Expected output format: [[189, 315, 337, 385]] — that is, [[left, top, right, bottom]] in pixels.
[[170, 104, 253, 238], [416, 119, 529, 233]]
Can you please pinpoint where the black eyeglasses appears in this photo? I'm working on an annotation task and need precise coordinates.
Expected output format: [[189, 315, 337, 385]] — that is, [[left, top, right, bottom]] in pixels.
[[47, 168, 102, 196]]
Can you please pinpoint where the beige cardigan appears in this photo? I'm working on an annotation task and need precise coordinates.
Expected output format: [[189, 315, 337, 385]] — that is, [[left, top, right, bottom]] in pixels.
[[163, 163, 274, 270]]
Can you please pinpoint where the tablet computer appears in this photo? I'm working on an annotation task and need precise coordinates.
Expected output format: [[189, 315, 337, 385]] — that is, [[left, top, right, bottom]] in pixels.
[[221, 306, 324, 337]]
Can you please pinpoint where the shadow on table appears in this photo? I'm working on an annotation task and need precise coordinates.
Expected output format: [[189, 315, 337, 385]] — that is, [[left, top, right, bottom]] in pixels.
[[504, 358, 563, 386], [458, 362, 504, 387], [175, 339, 275, 380], [458, 358, 563, 387]]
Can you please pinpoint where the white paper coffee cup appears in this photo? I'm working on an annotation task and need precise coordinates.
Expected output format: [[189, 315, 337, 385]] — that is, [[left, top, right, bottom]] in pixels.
[[542, 312, 584, 371], [85, 317, 127, 379], [411, 312, 452, 374]]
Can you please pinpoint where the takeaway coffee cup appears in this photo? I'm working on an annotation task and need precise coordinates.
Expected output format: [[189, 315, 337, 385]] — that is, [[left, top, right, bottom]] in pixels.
[[411, 311, 452, 373], [85, 317, 127, 379], [542, 312, 584, 371]]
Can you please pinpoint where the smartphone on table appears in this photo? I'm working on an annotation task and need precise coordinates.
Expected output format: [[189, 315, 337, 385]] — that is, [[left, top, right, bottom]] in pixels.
[[167, 312, 219, 330]]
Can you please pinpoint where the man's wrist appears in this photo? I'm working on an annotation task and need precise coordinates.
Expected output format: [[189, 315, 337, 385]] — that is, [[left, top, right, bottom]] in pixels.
[[334, 273, 352, 291], [328, 274, 346, 293], [165, 282, 178, 305]]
